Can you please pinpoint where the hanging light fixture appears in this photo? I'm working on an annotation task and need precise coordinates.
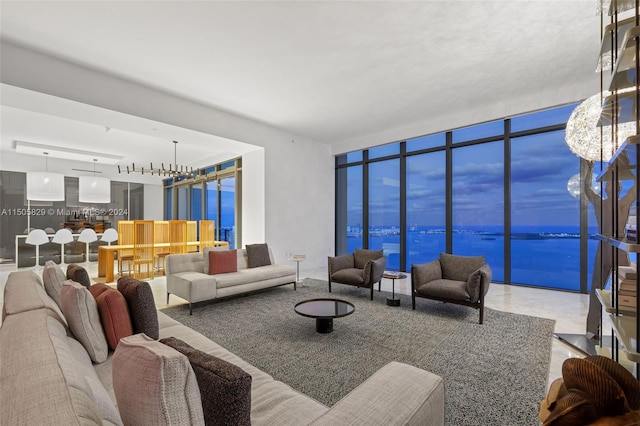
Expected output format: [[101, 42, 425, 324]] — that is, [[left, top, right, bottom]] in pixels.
[[117, 140, 197, 179], [26, 152, 65, 201], [79, 159, 111, 203]]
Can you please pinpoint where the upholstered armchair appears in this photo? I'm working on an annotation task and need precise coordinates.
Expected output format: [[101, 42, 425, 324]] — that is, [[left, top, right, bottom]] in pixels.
[[411, 252, 492, 324], [328, 248, 387, 300]]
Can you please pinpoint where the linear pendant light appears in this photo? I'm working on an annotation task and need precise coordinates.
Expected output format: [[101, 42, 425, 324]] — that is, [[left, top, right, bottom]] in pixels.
[[26, 152, 65, 201], [79, 159, 110, 203]]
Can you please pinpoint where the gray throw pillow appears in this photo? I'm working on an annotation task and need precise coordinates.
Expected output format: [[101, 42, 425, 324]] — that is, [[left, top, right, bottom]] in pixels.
[[66, 264, 91, 289], [439, 252, 485, 282], [246, 243, 271, 268], [354, 248, 383, 269], [60, 280, 108, 363], [160, 337, 252, 426], [117, 277, 159, 340], [43, 260, 66, 309]]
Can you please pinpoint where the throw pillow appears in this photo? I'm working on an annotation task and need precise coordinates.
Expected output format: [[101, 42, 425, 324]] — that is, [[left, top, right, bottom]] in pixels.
[[60, 280, 108, 363], [117, 277, 159, 340], [439, 252, 485, 282], [42, 260, 66, 310], [113, 334, 205, 426], [160, 337, 252, 426], [66, 264, 91, 289], [203, 246, 230, 274], [354, 248, 383, 269], [246, 243, 271, 268], [208, 249, 238, 275], [89, 283, 133, 350]]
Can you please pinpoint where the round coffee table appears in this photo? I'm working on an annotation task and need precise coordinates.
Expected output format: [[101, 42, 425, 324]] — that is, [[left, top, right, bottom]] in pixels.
[[294, 298, 355, 333]]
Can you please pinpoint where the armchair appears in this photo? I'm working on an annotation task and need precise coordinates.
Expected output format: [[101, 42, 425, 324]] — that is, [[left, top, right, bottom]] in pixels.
[[411, 252, 492, 324], [328, 248, 386, 300]]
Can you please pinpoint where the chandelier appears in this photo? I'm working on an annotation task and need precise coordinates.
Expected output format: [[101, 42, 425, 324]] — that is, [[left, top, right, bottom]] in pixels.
[[117, 140, 198, 178], [565, 92, 636, 162]]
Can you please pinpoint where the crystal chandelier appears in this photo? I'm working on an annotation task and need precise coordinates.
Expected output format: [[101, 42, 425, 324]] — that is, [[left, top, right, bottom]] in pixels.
[[565, 92, 636, 162], [117, 140, 198, 178]]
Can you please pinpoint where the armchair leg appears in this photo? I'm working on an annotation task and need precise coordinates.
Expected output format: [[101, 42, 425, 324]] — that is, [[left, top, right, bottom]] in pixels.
[[189, 302, 192, 315], [370, 286, 373, 301], [167, 293, 170, 304], [412, 295, 415, 310], [328, 276, 332, 293], [378, 280, 381, 292]]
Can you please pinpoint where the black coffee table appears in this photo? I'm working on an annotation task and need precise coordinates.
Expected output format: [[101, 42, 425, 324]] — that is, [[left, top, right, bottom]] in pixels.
[[294, 298, 355, 333]]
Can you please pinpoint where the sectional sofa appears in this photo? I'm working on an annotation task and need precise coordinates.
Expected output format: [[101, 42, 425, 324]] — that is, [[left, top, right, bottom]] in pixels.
[[0, 269, 446, 425]]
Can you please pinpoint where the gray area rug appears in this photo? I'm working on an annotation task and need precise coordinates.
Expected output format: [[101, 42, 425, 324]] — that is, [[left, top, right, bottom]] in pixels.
[[161, 278, 555, 425]]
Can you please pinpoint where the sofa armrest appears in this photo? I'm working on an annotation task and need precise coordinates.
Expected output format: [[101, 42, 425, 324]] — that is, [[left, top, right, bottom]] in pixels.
[[328, 253, 354, 277], [308, 362, 444, 426], [366, 256, 387, 285], [411, 260, 442, 291], [466, 264, 492, 303]]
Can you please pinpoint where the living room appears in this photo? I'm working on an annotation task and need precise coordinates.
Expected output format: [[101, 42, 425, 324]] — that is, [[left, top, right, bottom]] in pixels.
[[2, 1, 639, 425]]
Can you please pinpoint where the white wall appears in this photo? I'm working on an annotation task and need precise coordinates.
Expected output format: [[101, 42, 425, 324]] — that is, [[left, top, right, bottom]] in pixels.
[[241, 148, 266, 244], [1, 41, 335, 270]]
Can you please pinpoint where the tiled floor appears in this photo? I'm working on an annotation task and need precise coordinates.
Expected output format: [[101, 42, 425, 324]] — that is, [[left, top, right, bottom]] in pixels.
[[0, 261, 604, 391]]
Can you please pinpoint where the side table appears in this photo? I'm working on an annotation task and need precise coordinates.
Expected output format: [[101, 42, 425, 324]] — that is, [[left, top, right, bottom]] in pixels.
[[289, 254, 306, 283], [383, 272, 407, 306]]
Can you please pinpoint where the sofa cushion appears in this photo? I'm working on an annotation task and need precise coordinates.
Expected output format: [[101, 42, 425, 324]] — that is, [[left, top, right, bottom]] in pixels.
[[161, 337, 252, 426], [66, 337, 123, 425], [67, 263, 92, 289], [61, 280, 109, 363], [208, 249, 238, 275], [2, 270, 66, 326], [0, 309, 104, 425], [117, 277, 159, 340], [43, 260, 66, 309], [215, 264, 296, 289], [354, 248, 383, 269], [416, 279, 470, 302], [203, 246, 230, 275], [439, 252, 485, 282], [331, 268, 365, 285], [246, 243, 271, 268], [90, 283, 133, 350], [113, 334, 205, 426]]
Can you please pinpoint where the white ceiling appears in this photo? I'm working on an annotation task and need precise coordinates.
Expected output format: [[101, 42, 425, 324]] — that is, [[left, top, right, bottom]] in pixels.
[[0, 1, 601, 164]]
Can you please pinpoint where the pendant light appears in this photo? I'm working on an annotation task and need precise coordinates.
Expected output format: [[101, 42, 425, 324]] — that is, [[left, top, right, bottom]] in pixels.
[[79, 159, 110, 203], [26, 152, 65, 201]]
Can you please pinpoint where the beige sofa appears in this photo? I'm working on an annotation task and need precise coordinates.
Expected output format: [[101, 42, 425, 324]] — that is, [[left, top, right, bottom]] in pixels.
[[0, 270, 446, 425], [166, 247, 297, 314]]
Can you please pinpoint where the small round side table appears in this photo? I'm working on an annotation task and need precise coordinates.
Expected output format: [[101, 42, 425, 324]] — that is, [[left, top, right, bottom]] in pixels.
[[383, 272, 407, 306]]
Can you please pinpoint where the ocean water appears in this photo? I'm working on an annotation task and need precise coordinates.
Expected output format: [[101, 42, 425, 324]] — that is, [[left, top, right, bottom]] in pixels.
[[347, 226, 598, 291]]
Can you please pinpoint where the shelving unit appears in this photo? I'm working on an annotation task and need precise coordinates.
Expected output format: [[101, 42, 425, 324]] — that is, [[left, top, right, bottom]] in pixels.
[[596, 0, 640, 379]]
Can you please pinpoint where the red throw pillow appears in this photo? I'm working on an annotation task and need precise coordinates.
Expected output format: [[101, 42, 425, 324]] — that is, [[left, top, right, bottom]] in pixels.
[[90, 283, 133, 350], [209, 250, 237, 275]]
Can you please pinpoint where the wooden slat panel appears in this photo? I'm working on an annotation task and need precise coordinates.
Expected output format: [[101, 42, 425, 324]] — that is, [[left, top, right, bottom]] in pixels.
[[133, 220, 155, 279]]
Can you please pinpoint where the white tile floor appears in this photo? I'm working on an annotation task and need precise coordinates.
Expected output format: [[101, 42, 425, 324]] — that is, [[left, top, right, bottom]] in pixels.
[[0, 261, 604, 391]]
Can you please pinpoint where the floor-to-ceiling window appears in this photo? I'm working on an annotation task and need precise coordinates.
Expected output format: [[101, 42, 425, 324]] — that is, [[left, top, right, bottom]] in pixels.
[[368, 156, 400, 270], [452, 141, 505, 282], [335, 102, 591, 291], [164, 158, 241, 249], [406, 149, 446, 270], [510, 131, 580, 289]]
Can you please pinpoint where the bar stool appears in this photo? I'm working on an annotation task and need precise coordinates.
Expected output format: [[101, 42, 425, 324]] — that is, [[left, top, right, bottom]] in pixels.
[[52, 228, 74, 265], [78, 228, 98, 262]]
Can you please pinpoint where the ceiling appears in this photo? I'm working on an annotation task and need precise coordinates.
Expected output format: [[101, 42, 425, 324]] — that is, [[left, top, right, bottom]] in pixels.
[[0, 1, 601, 166]]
